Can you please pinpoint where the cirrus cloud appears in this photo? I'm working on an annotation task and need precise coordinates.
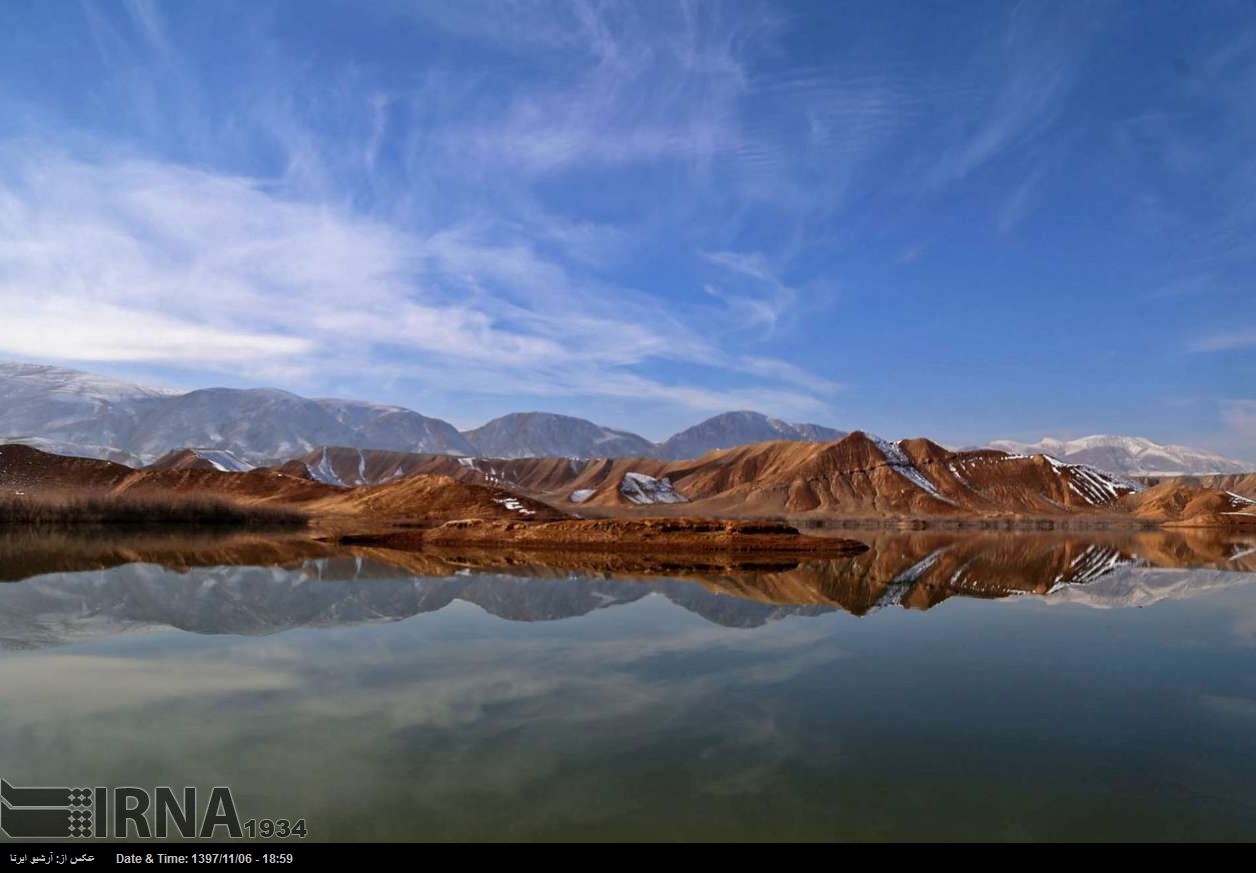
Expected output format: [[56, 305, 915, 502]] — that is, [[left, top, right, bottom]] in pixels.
[[0, 146, 838, 422]]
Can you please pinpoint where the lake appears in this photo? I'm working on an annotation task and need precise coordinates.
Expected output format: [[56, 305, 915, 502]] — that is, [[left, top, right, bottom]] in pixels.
[[2, 529, 1255, 841]]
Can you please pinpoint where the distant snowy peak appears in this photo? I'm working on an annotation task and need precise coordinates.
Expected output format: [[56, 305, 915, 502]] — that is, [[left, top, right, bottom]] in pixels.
[[1, 363, 856, 465], [0, 362, 176, 465], [462, 410, 848, 461], [659, 411, 847, 460], [0, 361, 473, 465], [989, 435, 1253, 476], [462, 412, 658, 459], [0, 361, 177, 403], [313, 397, 475, 456]]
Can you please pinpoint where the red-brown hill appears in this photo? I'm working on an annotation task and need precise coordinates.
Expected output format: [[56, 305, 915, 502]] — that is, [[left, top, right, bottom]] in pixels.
[[1120, 482, 1256, 528], [311, 472, 563, 523], [2, 443, 337, 506], [483, 432, 1142, 518]]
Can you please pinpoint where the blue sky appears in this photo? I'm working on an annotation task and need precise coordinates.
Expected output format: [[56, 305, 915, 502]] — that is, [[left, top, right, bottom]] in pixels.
[[0, 1, 1252, 452]]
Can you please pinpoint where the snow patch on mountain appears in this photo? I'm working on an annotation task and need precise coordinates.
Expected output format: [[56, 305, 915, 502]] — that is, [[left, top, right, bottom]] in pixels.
[[872, 437, 959, 506], [493, 496, 535, 516], [309, 448, 346, 487], [189, 449, 253, 473], [620, 473, 688, 505]]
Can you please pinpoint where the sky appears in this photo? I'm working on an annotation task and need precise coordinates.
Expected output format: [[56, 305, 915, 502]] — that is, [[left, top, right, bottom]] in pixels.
[[0, 1, 1252, 454]]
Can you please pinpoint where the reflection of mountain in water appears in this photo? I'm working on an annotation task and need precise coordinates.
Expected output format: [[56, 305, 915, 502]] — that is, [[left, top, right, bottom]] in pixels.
[[0, 560, 834, 649], [1, 530, 1254, 649]]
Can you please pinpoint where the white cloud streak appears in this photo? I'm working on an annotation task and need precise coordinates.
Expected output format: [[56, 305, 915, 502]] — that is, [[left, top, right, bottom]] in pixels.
[[1222, 400, 1256, 442], [1189, 329, 1256, 353], [0, 148, 836, 418]]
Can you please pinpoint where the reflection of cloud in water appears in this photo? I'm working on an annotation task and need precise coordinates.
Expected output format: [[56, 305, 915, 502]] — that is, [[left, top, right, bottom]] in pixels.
[[3, 560, 1256, 840], [0, 598, 848, 834], [0, 562, 835, 652], [1198, 693, 1256, 721]]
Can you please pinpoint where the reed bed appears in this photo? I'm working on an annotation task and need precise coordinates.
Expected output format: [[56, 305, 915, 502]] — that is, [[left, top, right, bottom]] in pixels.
[[0, 494, 308, 528]]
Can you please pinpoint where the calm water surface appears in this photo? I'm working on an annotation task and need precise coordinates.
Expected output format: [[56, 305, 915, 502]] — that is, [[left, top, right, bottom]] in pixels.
[[1, 531, 1255, 841]]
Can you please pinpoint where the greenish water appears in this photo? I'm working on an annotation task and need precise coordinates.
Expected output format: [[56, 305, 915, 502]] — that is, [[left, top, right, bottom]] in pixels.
[[2, 533, 1256, 842]]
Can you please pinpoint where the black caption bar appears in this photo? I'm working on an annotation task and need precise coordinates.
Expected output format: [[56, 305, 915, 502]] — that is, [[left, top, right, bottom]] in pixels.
[[4, 849, 307, 868]]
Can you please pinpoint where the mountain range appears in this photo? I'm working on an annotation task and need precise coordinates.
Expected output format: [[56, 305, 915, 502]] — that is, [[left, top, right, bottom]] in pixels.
[[1, 361, 1250, 476], [0, 362, 847, 465], [293, 433, 1154, 519], [0, 362, 471, 465], [988, 435, 1252, 477]]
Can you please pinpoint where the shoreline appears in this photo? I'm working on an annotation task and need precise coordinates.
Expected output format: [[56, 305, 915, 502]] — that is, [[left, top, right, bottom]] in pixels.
[[331, 517, 873, 555]]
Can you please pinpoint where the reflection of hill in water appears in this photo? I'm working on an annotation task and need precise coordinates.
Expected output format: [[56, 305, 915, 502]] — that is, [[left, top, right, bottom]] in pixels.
[[1, 530, 1254, 649], [0, 564, 833, 649]]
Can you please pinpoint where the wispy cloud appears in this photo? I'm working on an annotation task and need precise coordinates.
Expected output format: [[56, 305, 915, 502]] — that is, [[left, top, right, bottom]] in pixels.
[[0, 147, 835, 418], [417, 2, 758, 177], [1221, 399, 1256, 442], [121, 0, 176, 60], [701, 250, 798, 337], [2, 0, 1248, 444], [996, 166, 1047, 234], [922, 2, 1102, 190], [1188, 328, 1256, 353]]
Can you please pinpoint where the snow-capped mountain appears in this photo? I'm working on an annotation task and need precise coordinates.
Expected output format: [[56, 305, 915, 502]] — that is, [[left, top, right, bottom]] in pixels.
[[0, 362, 472, 465], [460, 411, 849, 461], [0, 362, 176, 461], [123, 389, 474, 464], [658, 411, 847, 460], [988, 435, 1253, 477], [1, 362, 853, 465], [461, 412, 659, 459], [316, 398, 474, 456]]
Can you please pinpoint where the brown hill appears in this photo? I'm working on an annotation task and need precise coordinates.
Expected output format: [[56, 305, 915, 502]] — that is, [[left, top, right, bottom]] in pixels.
[[312, 472, 564, 523], [3, 443, 567, 525], [147, 449, 229, 472], [480, 432, 1141, 518], [1138, 473, 1256, 500], [280, 439, 1145, 522], [270, 434, 1150, 520], [1121, 483, 1256, 528], [0, 443, 136, 491], [290, 445, 590, 491], [1, 443, 338, 506], [10, 437, 1253, 531]]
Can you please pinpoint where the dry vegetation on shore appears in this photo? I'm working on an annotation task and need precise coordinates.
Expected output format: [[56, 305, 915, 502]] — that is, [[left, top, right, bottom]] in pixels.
[[0, 493, 308, 528]]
